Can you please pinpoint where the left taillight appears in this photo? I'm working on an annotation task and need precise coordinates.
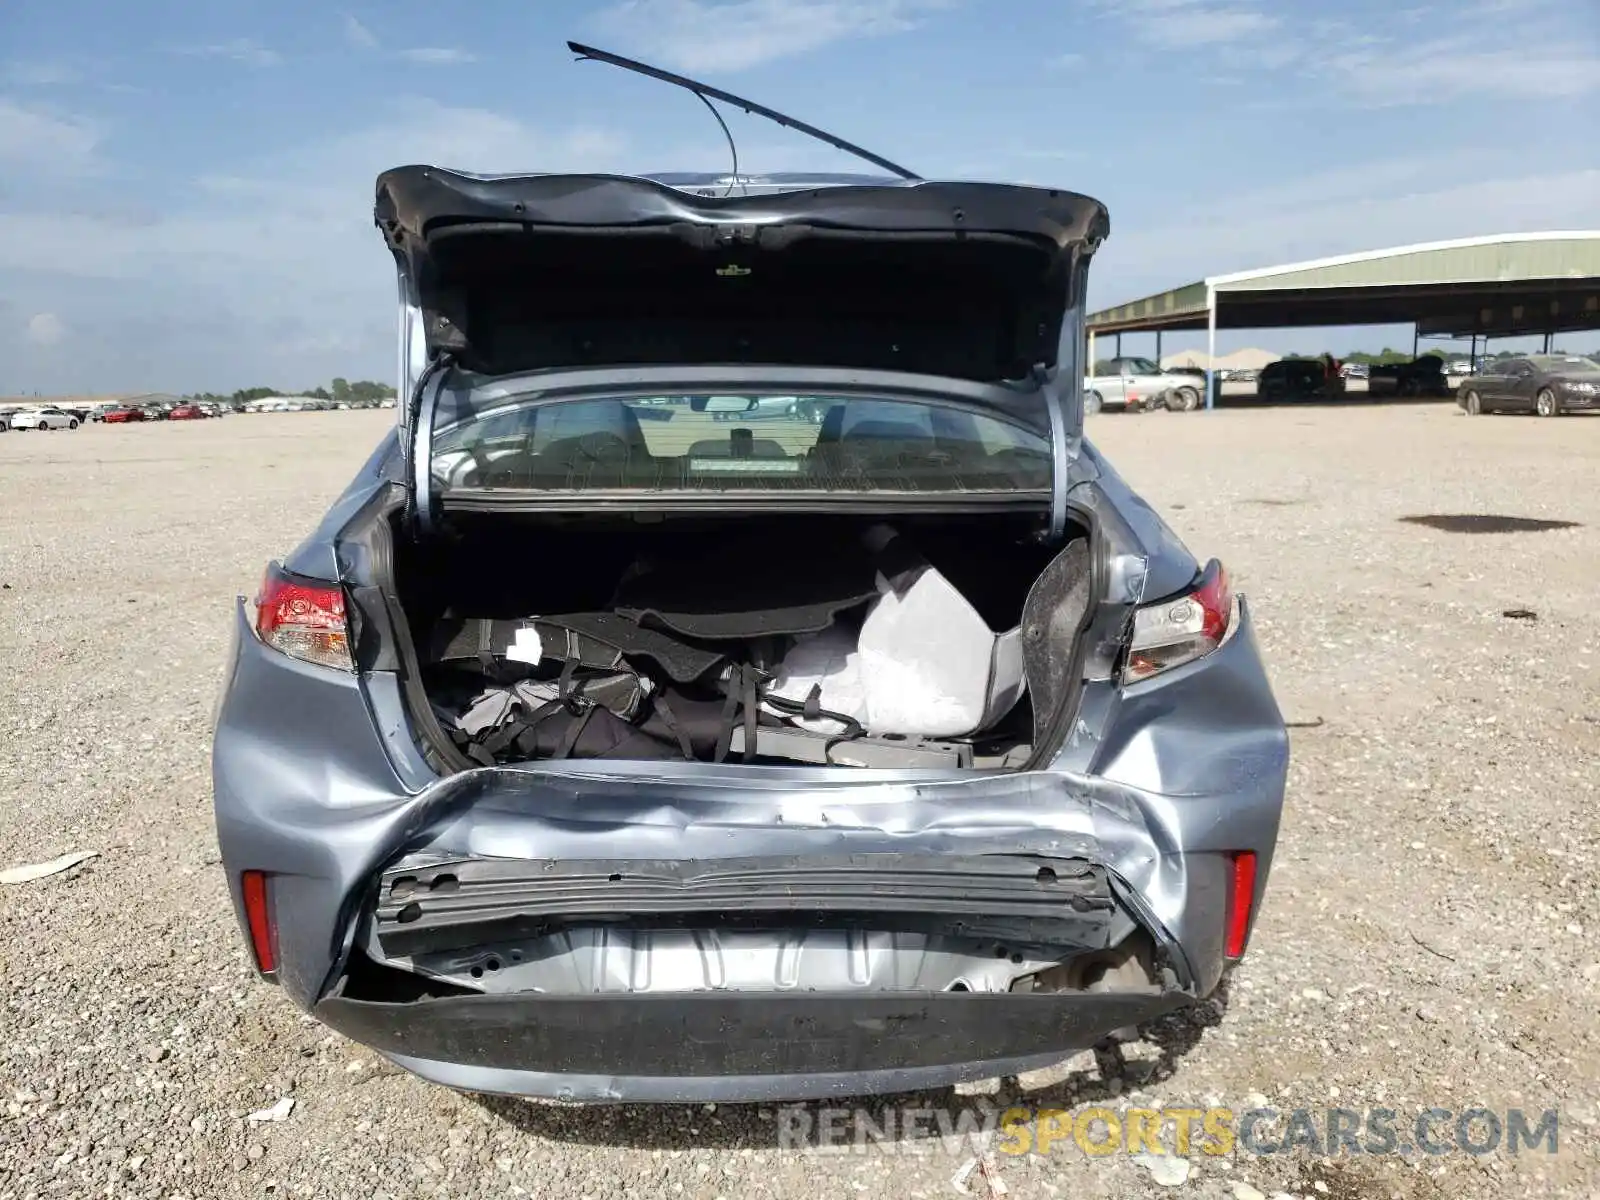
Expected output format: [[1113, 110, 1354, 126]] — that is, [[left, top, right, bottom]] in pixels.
[[1123, 559, 1233, 684], [253, 563, 351, 671], [240, 870, 278, 976]]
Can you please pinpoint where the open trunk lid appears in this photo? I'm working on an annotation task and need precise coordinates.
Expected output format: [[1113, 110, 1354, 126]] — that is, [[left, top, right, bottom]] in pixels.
[[378, 173, 1106, 533], [377, 167, 1107, 389]]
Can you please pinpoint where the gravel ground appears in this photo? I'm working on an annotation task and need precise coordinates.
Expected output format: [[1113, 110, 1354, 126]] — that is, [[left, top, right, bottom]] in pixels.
[[1, 404, 1596, 1200]]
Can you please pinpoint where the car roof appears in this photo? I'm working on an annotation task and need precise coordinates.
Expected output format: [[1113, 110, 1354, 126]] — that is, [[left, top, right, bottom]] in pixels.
[[1529, 354, 1598, 369]]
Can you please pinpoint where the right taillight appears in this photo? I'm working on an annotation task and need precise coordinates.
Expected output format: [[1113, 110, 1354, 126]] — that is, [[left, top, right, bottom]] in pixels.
[[1124, 560, 1233, 684], [253, 563, 351, 671]]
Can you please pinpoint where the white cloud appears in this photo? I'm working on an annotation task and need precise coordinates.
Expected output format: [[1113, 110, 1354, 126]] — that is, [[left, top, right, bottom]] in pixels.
[[592, 0, 952, 71], [25, 312, 65, 345], [1326, 39, 1600, 105], [344, 14, 380, 49], [4, 61, 81, 86], [0, 102, 631, 390], [1089, 0, 1278, 48], [398, 47, 478, 65], [0, 99, 102, 173], [1142, 3, 1277, 47], [171, 39, 282, 68], [1093, 0, 1600, 105]]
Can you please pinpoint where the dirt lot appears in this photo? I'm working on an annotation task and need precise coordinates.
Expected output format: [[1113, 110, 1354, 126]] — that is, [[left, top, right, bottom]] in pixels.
[[1, 405, 1596, 1200]]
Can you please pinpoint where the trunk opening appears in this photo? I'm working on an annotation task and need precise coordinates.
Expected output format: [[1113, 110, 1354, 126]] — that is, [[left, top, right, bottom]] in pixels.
[[364, 508, 1097, 774]]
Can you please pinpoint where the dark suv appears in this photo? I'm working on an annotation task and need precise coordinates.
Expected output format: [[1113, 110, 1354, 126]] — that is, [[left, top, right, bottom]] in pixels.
[[1257, 359, 1340, 401]]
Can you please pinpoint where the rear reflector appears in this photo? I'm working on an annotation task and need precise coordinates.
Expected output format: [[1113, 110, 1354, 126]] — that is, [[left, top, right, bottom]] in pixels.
[[1224, 850, 1258, 960], [240, 870, 278, 975], [254, 563, 351, 671]]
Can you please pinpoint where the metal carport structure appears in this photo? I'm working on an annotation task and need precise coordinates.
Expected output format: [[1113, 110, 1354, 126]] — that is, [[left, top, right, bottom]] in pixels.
[[1085, 231, 1600, 408]]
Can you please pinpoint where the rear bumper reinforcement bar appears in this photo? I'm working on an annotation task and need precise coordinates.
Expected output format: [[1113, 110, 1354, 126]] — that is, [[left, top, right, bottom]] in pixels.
[[374, 853, 1114, 957]]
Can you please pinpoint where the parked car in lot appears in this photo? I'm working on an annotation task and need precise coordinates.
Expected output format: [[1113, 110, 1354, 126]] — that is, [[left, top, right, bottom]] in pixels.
[[1369, 356, 1450, 397], [103, 405, 148, 423], [1458, 354, 1600, 416], [1257, 359, 1343, 401], [211, 51, 1288, 1106], [1085, 355, 1202, 413], [168, 404, 207, 420], [8, 406, 80, 430]]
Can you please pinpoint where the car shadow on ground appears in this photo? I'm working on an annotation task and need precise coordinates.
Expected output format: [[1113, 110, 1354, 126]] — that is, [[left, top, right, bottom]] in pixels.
[[469, 976, 1233, 1151], [1208, 394, 1455, 410]]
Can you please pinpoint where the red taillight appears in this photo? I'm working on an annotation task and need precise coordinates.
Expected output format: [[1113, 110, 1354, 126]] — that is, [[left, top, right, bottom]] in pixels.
[[1124, 560, 1234, 683], [240, 870, 278, 975], [254, 564, 351, 670], [1224, 850, 1258, 960]]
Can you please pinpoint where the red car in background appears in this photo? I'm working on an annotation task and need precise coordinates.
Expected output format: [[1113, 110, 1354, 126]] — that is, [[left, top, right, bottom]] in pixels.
[[103, 406, 148, 423], [168, 404, 207, 420]]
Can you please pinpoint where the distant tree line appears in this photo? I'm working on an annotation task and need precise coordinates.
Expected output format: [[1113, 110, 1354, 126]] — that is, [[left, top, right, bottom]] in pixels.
[[184, 378, 397, 405]]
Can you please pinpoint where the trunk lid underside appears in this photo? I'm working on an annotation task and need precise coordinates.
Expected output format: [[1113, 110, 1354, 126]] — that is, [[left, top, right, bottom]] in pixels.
[[376, 166, 1109, 390]]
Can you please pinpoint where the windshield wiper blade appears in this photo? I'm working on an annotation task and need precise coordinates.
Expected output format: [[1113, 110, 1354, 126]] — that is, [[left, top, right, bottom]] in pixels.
[[567, 40, 921, 182]]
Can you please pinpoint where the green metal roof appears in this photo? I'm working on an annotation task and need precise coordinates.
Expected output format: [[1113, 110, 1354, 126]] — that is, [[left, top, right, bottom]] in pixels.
[[1087, 232, 1600, 337]]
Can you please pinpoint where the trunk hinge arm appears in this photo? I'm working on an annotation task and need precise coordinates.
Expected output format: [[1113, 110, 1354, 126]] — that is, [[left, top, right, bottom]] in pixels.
[[405, 354, 452, 537], [1037, 365, 1072, 542]]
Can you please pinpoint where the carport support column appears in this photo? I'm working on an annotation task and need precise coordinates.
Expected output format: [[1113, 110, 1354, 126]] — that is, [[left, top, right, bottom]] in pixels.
[[1155, 329, 1163, 364], [1204, 287, 1217, 410], [1412, 324, 1418, 359]]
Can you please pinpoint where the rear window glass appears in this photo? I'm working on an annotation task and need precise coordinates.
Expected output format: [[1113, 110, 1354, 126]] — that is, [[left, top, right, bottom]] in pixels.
[[430, 393, 1050, 495]]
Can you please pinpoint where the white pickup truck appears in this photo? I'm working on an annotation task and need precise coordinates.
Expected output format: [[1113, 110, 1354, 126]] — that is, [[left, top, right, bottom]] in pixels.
[[1084, 356, 1205, 414]]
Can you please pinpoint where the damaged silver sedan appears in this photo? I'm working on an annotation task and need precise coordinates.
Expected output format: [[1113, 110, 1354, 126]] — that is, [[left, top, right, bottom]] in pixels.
[[211, 53, 1287, 1103]]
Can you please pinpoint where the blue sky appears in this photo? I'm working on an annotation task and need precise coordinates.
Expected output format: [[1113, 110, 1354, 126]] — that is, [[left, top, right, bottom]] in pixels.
[[2, 0, 1597, 393]]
